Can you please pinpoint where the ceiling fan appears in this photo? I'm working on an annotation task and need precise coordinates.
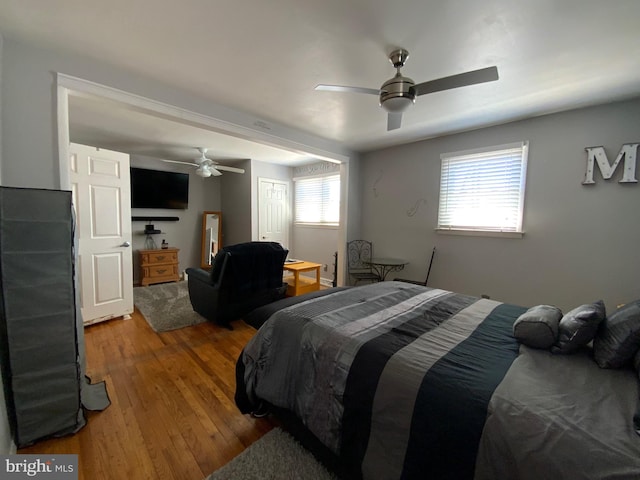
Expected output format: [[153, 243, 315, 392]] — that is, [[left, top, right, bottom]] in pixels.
[[315, 48, 499, 131], [162, 147, 246, 177]]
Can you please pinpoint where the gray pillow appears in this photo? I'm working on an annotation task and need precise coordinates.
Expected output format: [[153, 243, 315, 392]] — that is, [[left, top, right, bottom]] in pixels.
[[593, 299, 640, 368], [513, 305, 562, 349], [551, 300, 606, 354]]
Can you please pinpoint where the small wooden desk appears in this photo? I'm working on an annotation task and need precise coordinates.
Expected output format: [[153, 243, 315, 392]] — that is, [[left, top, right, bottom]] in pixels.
[[283, 261, 321, 296]]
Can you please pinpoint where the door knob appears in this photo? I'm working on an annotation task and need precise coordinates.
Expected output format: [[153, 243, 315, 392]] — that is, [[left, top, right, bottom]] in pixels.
[[119, 241, 131, 247]]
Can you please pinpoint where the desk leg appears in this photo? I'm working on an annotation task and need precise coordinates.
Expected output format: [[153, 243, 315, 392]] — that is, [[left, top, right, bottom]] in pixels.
[[315, 267, 320, 288]]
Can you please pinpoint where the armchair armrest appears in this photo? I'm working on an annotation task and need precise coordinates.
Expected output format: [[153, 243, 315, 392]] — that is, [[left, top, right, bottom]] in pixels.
[[186, 267, 211, 284]]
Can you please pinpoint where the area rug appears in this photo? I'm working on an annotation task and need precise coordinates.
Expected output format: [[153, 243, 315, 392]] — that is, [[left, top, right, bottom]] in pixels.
[[133, 281, 207, 332], [206, 428, 338, 480]]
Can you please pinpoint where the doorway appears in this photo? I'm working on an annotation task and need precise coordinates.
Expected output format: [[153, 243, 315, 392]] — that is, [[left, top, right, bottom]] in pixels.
[[55, 74, 350, 287]]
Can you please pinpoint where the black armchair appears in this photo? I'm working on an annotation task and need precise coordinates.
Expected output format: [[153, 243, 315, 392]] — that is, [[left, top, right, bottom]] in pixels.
[[186, 241, 288, 328]]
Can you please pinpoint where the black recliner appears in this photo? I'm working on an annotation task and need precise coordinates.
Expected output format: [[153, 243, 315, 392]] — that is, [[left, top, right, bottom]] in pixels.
[[186, 241, 288, 328]]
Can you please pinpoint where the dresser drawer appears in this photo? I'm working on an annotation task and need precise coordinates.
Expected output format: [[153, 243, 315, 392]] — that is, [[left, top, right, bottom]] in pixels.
[[141, 251, 177, 266], [144, 264, 179, 279]]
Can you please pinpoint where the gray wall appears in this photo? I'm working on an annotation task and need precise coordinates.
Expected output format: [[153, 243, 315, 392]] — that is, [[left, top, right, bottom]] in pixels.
[[220, 159, 252, 246], [360, 98, 640, 311], [129, 155, 222, 282], [292, 226, 338, 283]]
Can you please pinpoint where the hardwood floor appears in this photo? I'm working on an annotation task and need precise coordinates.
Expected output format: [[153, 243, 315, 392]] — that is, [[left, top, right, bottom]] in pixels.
[[18, 309, 277, 480]]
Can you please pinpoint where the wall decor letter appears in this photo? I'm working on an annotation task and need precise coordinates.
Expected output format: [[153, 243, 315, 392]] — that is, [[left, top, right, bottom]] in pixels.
[[582, 143, 639, 184]]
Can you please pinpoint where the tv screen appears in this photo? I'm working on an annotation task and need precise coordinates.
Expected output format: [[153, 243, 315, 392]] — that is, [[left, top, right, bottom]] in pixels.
[[130, 167, 189, 209]]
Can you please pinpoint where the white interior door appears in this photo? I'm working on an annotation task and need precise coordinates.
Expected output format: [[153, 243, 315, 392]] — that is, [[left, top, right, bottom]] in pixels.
[[258, 178, 289, 249], [69, 143, 133, 325]]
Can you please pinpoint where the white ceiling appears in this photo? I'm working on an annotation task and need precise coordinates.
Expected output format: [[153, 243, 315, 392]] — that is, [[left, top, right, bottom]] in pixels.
[[1, 0, 639, 165], [67, 93, 319, 166]]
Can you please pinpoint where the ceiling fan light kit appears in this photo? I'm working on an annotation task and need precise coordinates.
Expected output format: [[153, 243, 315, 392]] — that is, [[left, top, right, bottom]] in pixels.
[[380, 48, 416, 113], [161, 147, 246, 177], [196, 165, 211, 177], [315, 48, 499, 131]]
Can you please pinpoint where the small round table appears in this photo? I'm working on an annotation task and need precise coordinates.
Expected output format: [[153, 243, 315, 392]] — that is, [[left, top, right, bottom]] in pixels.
[[366, 257, 408, 281]]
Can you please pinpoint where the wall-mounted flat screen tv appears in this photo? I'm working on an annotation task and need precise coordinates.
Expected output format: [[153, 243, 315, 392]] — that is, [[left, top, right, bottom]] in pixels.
[[130, 167, 189, 209]]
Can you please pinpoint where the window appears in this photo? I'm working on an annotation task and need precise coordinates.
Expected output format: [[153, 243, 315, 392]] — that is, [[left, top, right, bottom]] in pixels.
[[437, 141, 528, 236], [294, 174, 340, 225]]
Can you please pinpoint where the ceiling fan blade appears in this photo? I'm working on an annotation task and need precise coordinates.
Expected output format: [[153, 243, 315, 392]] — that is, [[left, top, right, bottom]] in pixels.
[[161, 159, 197, 167], [214, 165, 246, 174], [209, 167, 223, 177], [412, 66, 499, 96], [387, 112, 403, 131], [315, 84, 381, 95]]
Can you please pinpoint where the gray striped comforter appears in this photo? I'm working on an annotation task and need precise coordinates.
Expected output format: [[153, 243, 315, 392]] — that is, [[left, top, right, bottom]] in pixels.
[[236, 282, 640, 479]]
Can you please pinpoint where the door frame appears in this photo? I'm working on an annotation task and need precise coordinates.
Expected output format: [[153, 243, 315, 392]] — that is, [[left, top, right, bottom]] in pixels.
[[55, 74, 351, 286]]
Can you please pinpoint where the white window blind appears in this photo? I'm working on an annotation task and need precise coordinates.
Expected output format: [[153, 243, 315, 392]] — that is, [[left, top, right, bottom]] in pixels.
[[294, 174, 340, 225], [437, 142, 528, 234]]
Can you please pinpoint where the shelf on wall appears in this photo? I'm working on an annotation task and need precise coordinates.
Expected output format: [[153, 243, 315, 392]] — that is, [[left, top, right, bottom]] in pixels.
[[132, 216, 179, 222]]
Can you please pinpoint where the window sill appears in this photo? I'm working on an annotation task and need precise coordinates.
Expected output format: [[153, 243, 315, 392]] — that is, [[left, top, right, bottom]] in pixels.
[[435, 228, 524, 239], [294, 223, 339, 230]]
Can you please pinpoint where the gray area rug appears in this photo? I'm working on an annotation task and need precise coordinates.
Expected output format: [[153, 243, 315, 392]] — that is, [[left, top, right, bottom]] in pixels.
[[133, 281, 207, 332], [206, 428, 337, 480]]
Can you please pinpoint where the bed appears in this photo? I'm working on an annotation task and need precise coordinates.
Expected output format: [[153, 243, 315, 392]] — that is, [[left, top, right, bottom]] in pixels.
[[235, 282, 640, 479]]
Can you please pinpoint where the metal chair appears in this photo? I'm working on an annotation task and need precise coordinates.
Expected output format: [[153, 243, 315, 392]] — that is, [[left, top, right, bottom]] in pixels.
[[395, 247, 436, 286], [347, 240, 381, 285]]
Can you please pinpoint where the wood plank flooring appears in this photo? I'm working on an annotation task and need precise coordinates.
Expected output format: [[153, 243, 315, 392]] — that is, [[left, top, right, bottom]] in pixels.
[[18, 309, 277, 480]]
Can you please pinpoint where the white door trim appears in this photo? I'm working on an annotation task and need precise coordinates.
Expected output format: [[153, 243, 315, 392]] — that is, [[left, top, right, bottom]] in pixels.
[[57, 85, 71, 190]]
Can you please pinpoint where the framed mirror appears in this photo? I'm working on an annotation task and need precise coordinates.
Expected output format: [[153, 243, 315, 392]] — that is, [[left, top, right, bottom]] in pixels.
[[201, 211, 222, 268]]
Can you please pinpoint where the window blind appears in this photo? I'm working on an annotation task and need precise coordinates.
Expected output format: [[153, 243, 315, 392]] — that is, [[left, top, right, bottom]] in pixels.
[[438, 142, 528, 233], [294, 174, 340, 225]]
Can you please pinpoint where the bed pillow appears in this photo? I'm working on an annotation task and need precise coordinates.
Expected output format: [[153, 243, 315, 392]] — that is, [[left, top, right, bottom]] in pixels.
[[551, 300, 606, 354], [593, 299, 640, 368], [513, 305, 562, 349]]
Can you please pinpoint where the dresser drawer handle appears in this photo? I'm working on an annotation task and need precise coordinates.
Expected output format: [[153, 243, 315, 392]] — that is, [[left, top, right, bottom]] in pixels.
[[156, 269, 167, 274], [156, 256, 165, 261]]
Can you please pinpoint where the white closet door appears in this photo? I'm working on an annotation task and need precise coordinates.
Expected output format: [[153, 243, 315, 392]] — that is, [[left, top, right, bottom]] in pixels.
[[69, 143, 133, 325]]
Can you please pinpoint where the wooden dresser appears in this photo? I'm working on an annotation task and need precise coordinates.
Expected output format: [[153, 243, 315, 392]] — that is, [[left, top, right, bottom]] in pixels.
[[139, 248, 180, 286]]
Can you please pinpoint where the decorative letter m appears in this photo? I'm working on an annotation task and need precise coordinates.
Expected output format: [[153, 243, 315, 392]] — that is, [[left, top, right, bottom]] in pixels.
[[583, 143, 639, 184]]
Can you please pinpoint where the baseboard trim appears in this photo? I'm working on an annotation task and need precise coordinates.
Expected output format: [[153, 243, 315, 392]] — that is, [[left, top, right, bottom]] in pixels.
[[320, 277, 334, 287]]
